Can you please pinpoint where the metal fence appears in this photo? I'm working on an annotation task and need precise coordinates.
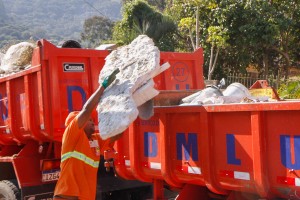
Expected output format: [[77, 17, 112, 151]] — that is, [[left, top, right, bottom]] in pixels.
[[225, 73, 280, 89]]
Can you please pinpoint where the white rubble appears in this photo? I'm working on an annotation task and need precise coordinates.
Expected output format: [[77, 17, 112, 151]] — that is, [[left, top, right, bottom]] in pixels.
[[190, 86, 223, 105], [180, 82, 270, 106], [0, 52, 4, 66], [222, 82, 251, 97], [97, 35, 170, 139], [132, 79, 159, 107], [1, 42, 35, 73]]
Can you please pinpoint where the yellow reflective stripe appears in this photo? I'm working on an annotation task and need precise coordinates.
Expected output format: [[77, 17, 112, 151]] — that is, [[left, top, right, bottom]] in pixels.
[[61, 151, 99, 168]]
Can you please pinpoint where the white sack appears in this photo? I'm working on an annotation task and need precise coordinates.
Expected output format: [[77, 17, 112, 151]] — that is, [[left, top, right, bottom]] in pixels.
[[223, 82, 251, 97]]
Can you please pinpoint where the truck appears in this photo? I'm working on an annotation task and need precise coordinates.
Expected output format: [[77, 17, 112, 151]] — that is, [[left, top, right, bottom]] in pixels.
[[112, 78, 300, 199], [0, 39, 204, 199]]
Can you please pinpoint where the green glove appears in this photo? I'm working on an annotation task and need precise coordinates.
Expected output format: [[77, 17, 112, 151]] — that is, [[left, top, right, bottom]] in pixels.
[[102, 68, 120, 89]]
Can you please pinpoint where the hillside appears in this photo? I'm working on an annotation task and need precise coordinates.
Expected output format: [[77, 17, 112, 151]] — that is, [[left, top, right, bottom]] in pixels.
[[0, 0, 122, 49]]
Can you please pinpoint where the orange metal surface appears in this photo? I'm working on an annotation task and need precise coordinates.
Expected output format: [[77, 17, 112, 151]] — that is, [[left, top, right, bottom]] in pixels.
[[0, 40, 204, 192], [0, 39, 109, 145], [114, 100, 300, 199], [0, 39, 204, 146], [156, 48, 204, 90]]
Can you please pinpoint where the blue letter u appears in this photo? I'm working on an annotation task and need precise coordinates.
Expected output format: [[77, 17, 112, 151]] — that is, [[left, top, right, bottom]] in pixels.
[[280, 135, 300, 169]]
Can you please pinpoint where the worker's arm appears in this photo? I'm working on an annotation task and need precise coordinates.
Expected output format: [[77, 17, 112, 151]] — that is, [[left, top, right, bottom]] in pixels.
[[77, 86, 104, 129], [77, 68, 120, 129]]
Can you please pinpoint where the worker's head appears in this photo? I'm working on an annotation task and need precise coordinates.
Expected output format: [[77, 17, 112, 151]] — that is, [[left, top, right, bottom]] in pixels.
[[65, 111, 80, 126], [83, 117, 95, 138], [65, 111, 95, 139]]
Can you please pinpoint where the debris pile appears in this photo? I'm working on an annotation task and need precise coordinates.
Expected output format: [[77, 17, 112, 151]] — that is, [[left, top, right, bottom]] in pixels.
[[0, 42, 35, 76], [181, 82, 272, 106]]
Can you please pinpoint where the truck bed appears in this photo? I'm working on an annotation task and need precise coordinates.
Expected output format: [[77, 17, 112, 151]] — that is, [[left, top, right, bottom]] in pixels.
[[114, 90, 300, 199], [0, 40, 205, 146]]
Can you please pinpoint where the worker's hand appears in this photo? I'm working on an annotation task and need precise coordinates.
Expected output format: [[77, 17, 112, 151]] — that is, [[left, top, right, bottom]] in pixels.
[[102, 68, 120, 89], [110, 132, 124, 143]]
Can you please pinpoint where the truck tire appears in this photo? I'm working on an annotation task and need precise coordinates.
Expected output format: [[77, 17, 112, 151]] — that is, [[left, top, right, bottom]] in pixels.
[[0, 180, 20, 200]]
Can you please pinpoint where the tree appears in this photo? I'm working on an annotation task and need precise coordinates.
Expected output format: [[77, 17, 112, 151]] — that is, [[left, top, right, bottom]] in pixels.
[[112, 0, 177, 51], [165, 0, 197, 51], [167, 0, 230, 79], [206, 25, 229, 80], [121, 0, 167, 11], [218, 0, 300, 80], [261, 0, 300, 79], [164, 0, 300, 81], [81, 16, 114, 48]]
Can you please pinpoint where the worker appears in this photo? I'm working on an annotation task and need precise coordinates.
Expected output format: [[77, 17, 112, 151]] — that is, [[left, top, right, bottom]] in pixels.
[[53, 68, 120, 200]]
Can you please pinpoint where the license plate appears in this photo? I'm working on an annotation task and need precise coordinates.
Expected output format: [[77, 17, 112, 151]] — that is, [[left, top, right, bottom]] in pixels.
[[42, 170, 60, 182]]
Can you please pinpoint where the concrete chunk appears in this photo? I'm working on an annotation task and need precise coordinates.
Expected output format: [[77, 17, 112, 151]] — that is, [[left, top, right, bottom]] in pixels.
[[97, 35, 169, 139]]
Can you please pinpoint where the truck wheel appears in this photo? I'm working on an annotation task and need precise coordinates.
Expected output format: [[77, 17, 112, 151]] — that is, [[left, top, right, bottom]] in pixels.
[[0, 180, 20, 200]]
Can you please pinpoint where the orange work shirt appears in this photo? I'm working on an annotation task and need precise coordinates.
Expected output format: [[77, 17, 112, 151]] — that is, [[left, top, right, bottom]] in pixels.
[[54, 116, 112, 200]]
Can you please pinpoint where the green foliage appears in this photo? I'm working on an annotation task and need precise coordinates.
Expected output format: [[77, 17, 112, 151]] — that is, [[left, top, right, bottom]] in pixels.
[[3, 0, 300, 84], [81, 16, 115, 48], [163, 0, 300, 81], [112, 21, 137, 45], [0, 22, 33, 51], [148, 0, 166, 11], [278, 80, 300, 99], [0, 0, 121, 49], [112, 0, 177, 50], [217, 0, 300, 77], [207, 26, 229, 47]]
